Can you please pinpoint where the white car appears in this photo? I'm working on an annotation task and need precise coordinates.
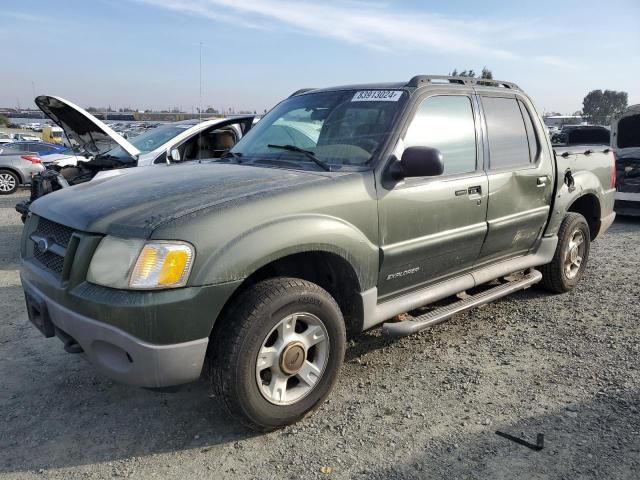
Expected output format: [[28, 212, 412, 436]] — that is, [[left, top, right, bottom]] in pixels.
[[611, 104, 640, 216], [0, 132, 13, 144], [35, 95, 256, 169], [11, 132, 41, 142]]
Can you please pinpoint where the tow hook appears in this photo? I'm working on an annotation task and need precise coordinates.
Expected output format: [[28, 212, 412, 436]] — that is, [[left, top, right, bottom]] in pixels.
[[56, 328, 84, 354]]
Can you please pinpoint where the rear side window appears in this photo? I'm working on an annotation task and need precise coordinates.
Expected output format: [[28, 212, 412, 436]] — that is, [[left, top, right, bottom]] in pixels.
[[518, 100, 540, 161], [404, 95, 477, 175], [482, 97, 531, 169]]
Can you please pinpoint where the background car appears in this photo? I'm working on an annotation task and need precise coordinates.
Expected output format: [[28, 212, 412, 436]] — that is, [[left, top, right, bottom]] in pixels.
[[11, 132, 41, 142], [0, 132, 13, 144], [611, 104, 640, 216], [551, 125, 610, 146], [35, 95, 256, 168], [0, 145, 44, 194], [39, 146, 88, 167], [3, 141, 66, 156]]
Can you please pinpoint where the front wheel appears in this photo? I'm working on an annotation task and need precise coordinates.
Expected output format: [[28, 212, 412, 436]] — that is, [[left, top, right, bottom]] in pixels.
[[208, 278, 346, 431], [540, 212, 591, 293]]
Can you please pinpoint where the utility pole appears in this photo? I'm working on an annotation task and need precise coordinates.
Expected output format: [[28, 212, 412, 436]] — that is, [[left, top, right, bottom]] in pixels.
[[199, 42, 203, 124]]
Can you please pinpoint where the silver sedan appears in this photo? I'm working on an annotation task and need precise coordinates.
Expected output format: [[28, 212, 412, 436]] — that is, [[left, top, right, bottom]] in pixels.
[[0, 146, 44, 194]]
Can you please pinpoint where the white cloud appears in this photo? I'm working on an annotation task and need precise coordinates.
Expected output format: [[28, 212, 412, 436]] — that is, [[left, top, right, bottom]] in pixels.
[[534, 55, 578, 70], [136, 0, 567, 62], [0, 11, 49, 23]]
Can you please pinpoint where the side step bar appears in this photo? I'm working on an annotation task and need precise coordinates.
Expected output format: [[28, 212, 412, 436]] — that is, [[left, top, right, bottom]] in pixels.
[[382, 269, 542, 338]]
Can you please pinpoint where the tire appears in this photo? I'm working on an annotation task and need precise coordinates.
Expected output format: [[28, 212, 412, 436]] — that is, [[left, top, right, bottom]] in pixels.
[[540, 213, 591, 293], [208, 277, 346, 431], [0, 170, 19, 195]]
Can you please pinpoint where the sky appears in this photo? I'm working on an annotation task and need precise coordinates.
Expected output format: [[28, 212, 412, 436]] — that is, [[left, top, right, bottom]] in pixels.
[[1, 0, 639, 114]]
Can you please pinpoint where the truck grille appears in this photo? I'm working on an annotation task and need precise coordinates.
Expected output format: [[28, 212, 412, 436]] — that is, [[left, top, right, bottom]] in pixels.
[[30, 217, 76, 277], [36, 217, 74, 249]]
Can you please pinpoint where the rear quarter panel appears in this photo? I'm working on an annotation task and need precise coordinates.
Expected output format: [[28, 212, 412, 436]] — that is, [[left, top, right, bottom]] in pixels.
[[546, 146, 616, 236]]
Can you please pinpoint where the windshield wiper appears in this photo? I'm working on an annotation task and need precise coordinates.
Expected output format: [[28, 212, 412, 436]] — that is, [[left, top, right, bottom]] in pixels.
[[267, 144, 331, 171], [219, 151, 243, 163]]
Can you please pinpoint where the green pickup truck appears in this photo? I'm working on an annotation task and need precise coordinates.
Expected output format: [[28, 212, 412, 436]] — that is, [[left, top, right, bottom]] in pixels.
[[20, 75, 616, 430]]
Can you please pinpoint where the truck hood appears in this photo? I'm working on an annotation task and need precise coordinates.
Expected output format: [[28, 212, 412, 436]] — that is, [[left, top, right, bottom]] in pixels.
[[29, 163, 329, 237], [35, 95, 140, 159]]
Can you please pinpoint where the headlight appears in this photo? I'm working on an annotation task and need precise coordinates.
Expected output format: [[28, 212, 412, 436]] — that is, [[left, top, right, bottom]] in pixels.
[[129, 242, 194, 289], [87, 237, 194, 290], [87, 236, 145, 289]]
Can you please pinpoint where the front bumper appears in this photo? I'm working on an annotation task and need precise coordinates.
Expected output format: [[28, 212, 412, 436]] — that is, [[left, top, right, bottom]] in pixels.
[[22, 276, 209, 388]]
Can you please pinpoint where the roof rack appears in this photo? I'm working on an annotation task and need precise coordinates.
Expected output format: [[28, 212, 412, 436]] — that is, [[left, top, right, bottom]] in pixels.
[[406, 75, 520, 90], [289, 88, 316, 97]]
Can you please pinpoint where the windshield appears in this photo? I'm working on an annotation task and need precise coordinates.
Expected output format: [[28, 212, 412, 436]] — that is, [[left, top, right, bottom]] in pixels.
[[100, 122, 196, 163], [230, 89, 408, 168]]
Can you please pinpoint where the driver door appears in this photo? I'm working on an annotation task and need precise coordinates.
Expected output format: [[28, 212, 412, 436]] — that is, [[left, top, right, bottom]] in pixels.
[[377, 93, 488, 301]]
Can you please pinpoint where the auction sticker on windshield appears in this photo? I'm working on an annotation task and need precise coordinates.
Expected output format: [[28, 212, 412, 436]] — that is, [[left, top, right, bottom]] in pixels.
[[352, 90, 403, 102]]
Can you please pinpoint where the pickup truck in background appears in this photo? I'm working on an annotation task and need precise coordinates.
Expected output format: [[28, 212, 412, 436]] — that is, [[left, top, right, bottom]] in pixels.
[[551, 124, 610, 147], [20, 75, 616, 431], [612, 104, 640, 216]]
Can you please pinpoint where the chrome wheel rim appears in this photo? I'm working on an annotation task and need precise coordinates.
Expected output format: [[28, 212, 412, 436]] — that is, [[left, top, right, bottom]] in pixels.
[[0, 173, 16, 192], [564, 229, 585, 279], [255, 312, 329, 406]]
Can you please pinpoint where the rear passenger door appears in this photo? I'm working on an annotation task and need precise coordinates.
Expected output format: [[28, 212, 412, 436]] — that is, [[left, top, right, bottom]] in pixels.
[[476, 94, 554, 263]]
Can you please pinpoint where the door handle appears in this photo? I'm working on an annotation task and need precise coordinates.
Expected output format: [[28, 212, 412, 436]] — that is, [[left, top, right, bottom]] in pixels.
[[536, 176, 548, 187], [467, 185, 482, 205]]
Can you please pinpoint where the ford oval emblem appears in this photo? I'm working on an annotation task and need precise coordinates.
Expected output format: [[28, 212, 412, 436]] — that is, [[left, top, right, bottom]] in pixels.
[[37, 238, 50, 253]]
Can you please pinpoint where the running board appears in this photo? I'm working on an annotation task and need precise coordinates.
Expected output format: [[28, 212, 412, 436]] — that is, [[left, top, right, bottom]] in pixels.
[[382, 269, 542, 338]]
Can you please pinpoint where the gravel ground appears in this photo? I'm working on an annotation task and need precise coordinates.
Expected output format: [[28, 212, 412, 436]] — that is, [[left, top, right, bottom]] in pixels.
[[1, 189, 639, 479]]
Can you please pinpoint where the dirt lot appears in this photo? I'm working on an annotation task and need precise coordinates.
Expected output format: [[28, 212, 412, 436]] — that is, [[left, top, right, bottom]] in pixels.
[[1, 189, 638, 479]]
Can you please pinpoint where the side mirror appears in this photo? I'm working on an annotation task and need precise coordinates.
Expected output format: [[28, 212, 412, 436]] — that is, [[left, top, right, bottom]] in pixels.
[[166, 147, 181, 164], [389, 146, 444, 180]]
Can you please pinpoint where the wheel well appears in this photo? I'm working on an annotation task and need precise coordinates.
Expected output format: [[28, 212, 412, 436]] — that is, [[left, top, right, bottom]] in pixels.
[[222, 252, 364, 337], [567, 194, 601, 240], [0, 167, 24, 184]]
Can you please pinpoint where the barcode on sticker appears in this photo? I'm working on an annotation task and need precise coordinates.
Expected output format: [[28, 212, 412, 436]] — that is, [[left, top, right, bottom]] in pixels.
[[352, 90, 403, 102]]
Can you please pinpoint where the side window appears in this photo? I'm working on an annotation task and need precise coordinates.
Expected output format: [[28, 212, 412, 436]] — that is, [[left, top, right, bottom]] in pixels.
[[518, 100, 540, 162], [481, 97, 531, 169], [404, 95, 477, 175]]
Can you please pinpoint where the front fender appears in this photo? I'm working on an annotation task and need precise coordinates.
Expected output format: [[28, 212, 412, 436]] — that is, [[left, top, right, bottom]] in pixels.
[[190, 214, 379, 290]]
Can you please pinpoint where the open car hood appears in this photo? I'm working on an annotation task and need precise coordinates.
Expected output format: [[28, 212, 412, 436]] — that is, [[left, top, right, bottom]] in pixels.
[[35, 95, 141, 159]]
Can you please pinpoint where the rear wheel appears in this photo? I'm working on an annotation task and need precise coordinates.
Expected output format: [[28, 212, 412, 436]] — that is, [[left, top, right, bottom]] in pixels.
[[208, 277, 346, 431], [540, 213, 591, 293], [0, 170, 19, 195]]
